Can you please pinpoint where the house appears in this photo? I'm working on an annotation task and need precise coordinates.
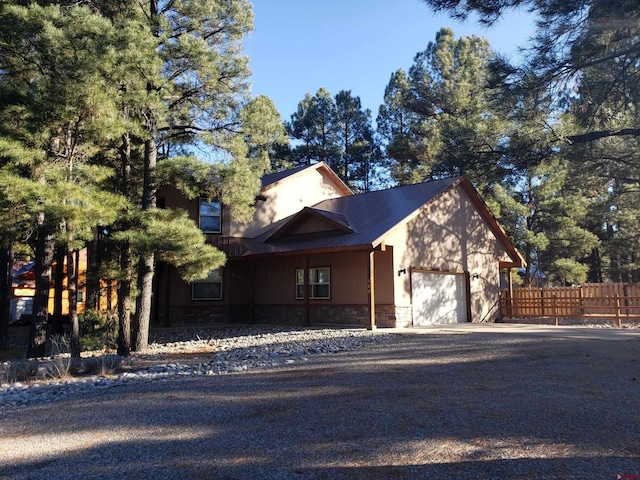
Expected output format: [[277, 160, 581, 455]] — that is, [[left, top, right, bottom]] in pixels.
[[10, 249, 116, 322], [155, 162, 524, 328]]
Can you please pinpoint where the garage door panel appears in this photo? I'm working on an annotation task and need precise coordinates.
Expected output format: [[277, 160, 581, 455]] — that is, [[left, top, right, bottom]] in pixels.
[[412, 271, 467, 325]]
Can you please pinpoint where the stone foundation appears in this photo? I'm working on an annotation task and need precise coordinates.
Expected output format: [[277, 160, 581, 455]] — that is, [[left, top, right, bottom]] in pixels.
[[157, 305, 251, 326], [160, 304, 412, 328]]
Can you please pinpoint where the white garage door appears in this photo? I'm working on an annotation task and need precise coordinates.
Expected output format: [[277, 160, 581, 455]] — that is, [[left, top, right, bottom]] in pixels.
[[411, 271, 468, 325]]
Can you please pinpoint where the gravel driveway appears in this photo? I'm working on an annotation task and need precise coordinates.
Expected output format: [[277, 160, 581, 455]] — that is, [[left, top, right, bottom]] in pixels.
[[1, 326, 639, 479]]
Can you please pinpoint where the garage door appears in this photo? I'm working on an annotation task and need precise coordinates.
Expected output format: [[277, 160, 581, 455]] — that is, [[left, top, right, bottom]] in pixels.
[[411, 271, 468, 325]]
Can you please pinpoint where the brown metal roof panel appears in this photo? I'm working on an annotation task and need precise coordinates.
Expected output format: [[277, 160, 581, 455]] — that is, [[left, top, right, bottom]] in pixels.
[[260, 166, 306, 188], [228, 177, 463, 257], [310, 177, 461, 241]]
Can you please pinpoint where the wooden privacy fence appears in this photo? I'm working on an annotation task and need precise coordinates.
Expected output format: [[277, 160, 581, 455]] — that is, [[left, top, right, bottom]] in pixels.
[[500, 283, 640, 327]]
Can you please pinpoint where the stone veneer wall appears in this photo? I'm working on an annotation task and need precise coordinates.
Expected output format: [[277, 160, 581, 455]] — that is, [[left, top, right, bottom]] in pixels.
[[252, 305, 305, 325], [158, 305, 251, 326], [255, 304, 407, 328], [394, 306, 414, 328], [160, 304, 414, 327]]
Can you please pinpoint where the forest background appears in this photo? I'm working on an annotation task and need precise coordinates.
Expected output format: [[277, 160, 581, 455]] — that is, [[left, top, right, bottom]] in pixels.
[[0, 0, 638, 355]]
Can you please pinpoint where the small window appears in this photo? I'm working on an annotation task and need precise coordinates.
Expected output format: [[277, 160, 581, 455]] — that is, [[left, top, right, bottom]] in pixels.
[[199, 199, 221, 233], [193, 268, 223, 300], [296, 267, 330, 299]]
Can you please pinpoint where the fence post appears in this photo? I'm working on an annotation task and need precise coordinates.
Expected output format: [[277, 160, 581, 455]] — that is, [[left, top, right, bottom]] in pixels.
[[615, 294, 621, 328], [552, 295, 558, 326]]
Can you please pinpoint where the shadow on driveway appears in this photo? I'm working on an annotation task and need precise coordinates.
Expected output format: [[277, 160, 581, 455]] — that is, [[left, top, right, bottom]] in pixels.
[[1, 331, 638, 479]]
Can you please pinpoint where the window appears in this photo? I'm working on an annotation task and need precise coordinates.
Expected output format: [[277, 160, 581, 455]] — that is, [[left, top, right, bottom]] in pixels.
[[199, 199, 221, 233], [296, 267, 330, 299], [193, 268, 223, 300]]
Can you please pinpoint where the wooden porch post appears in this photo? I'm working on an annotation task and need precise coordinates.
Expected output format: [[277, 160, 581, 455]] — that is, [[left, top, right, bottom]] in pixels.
[[368, 250, 376, 330], [507, 268, 513, 318]]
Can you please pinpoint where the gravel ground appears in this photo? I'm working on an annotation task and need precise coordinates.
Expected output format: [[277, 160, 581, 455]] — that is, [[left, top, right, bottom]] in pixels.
[[0, 326, 639, 479]]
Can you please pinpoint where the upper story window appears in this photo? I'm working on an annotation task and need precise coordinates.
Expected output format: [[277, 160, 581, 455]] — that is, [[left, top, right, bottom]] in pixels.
[[199, 199, 221, 233]]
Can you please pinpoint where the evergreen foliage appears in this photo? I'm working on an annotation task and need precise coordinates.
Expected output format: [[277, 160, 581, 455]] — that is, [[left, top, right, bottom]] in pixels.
[[286, 88, 383, 190], [0, 0, 283, 353]]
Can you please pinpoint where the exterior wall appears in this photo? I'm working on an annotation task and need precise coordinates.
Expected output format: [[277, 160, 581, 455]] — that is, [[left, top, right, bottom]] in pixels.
[[158, 185, 233, 236], [386, 185, 513, 323], [252, 250, 393, 306], [231, 166, 349, 237], [155, 260, 253, 325], [158, 249, 400, 327]]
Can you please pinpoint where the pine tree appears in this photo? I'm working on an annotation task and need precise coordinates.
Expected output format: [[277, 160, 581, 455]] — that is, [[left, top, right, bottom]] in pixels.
[[419, 0, 640, 145], [378, 28, 507, 189], [0, 3, 129, 356], [377, 69, 439, 185]]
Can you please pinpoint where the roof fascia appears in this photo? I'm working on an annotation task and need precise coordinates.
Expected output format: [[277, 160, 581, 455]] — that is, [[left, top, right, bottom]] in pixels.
[[365, 177, 525, 268]]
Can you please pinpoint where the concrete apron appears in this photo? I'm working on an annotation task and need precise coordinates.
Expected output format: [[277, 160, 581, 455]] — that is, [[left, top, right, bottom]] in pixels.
[[383, 322, 640, 341]]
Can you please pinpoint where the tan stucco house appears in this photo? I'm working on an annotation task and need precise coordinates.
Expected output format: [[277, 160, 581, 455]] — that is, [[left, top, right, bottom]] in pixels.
[[156, 162, 524, 328]]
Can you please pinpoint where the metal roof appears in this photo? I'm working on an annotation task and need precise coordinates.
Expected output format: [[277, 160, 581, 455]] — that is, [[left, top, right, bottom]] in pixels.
[[239, 177, 462, 256], [260, 166, 307, 189]]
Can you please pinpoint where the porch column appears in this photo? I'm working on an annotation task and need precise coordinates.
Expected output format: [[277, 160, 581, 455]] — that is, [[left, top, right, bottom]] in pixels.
[[368, 250, 376, 330]]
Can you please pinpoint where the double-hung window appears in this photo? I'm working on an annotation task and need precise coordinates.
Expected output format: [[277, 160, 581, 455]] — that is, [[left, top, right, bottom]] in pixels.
[[199, 199, 221, 233], [296, 267, 330, 299], [192, 268, 223, 300]]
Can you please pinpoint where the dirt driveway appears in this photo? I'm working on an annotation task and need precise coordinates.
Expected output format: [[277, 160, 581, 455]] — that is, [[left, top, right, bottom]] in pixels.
[[1, 326, 639, 479]]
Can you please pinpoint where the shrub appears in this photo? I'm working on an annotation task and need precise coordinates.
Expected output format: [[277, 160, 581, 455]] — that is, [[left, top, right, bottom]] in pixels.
[[80, 310, 118, 352], [43, 335, 75, 379], [83, 354, 123, 376], [0, 359, 39, 383]]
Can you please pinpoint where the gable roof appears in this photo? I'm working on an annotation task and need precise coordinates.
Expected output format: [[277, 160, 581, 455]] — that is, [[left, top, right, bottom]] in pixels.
[[260, 162, 353, 196], [267, 207, 354, 241], [241, 176, 459, 254], [260, 166, 307, 189], [233, 176, 524, 267]]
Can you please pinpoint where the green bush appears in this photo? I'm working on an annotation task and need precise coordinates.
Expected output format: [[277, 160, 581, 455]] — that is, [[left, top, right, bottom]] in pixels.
[[79, 310, 118, 352]]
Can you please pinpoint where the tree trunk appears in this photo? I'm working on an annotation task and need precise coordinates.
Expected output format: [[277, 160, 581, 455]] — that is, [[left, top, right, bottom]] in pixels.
[[134, 131, 157, 353], [28, 225, 55, 358], [0, 243, 12, 351], [117, 131, 132, 356], [133, 0, 160, 353], [51, 245, 66, 336], [86, 226, 101, 312], [134, 252, 154, 352], [67, 249, 80, 358], [117, 241, 132, 356]]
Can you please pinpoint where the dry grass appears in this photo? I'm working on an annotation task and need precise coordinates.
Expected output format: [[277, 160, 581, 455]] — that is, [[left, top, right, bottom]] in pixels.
[[0, 358, 39, 383]]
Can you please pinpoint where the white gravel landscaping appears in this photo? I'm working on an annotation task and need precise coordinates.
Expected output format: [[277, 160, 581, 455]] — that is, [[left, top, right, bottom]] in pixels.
[[0, 327, 393, 408]]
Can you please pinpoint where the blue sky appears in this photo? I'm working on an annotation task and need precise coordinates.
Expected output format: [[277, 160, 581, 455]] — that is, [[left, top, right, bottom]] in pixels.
[[244, 0, 537, 123]]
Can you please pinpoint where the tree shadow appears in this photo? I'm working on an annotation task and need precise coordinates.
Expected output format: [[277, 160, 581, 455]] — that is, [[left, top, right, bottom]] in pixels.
[[1, 333, 639, 479]]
